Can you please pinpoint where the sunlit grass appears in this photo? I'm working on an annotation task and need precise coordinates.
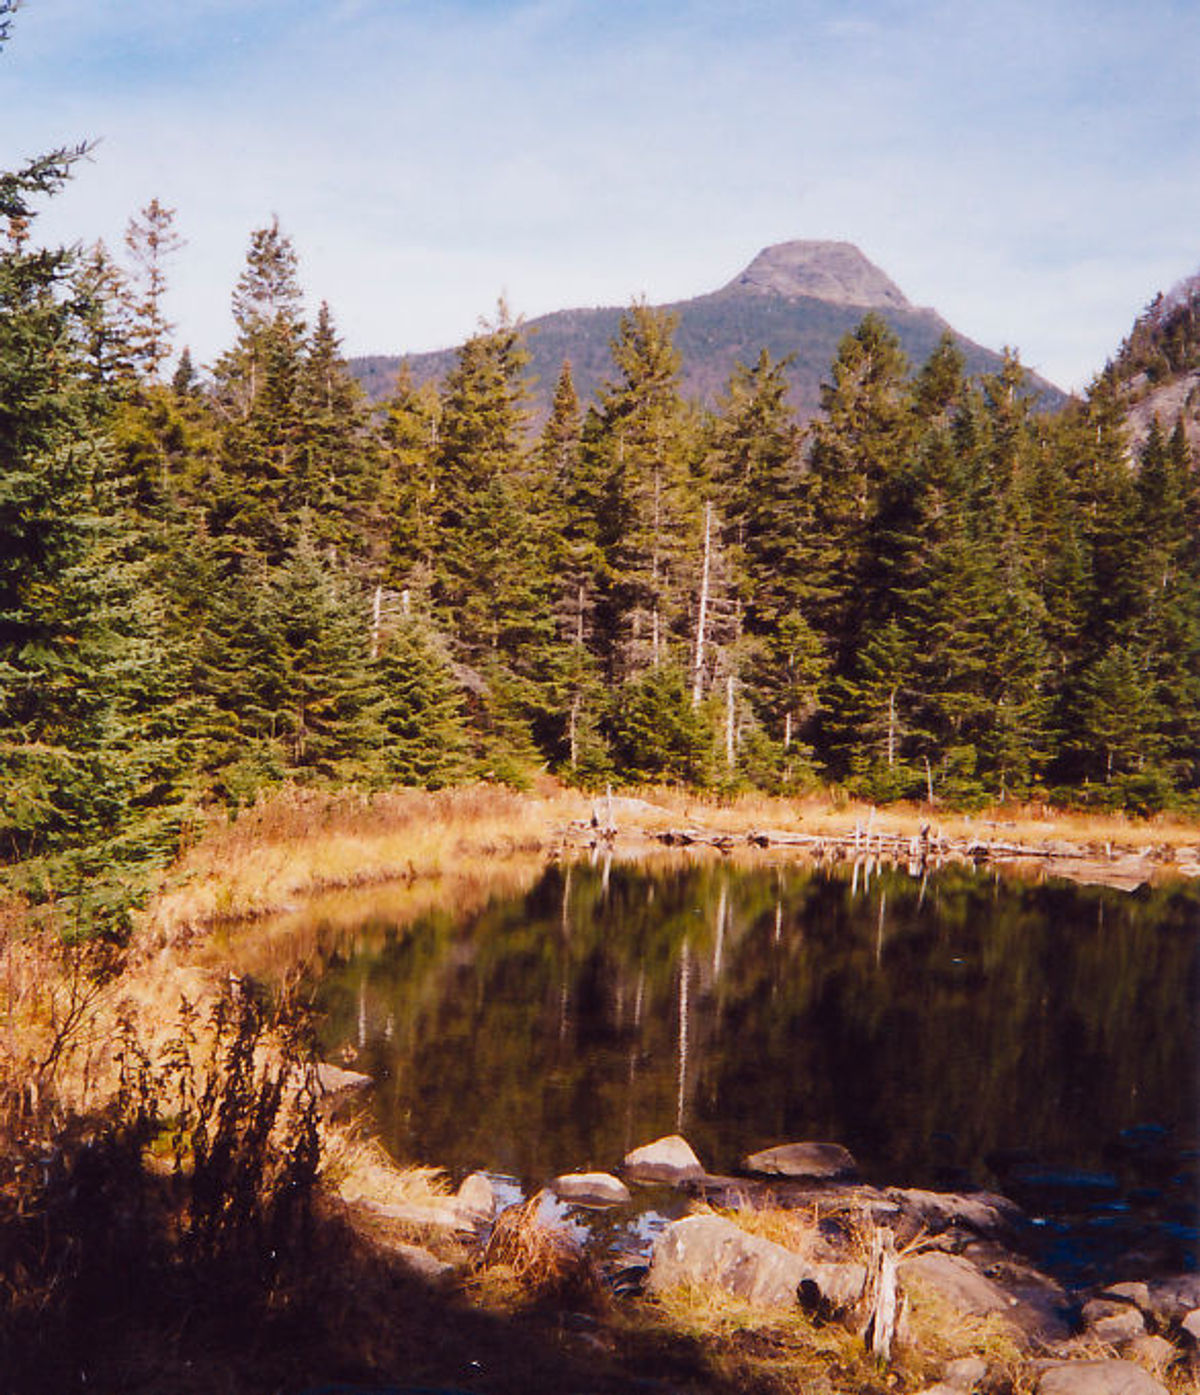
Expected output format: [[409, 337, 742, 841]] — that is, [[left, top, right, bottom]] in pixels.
[[144, 782, 590, 945]]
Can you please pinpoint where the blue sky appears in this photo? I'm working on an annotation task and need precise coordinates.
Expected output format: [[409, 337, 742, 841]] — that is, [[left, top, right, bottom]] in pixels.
[[5, 0, 1199, 392]]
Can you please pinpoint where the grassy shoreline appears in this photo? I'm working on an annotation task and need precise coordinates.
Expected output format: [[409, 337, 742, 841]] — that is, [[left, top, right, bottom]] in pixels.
[[143, 781, 1200, 943]]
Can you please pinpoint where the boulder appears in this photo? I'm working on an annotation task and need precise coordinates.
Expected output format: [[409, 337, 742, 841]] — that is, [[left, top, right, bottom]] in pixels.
[[943, 1356, 989, 1390], [647, 1213, 866, 1311], [552, 1171, 632, 1207], [1181, 1309, 1200, 1343], [390, 1241, 456, 1285], [1145, 1275, 1200, 1324], [623, 1134, 705, 1185], [1122, 1335, 1176, 1369], [1102, 1283, 1152, 1313], [455, 1172, 496, 1224], [1090, 1310, 1148, 1345], [899, 1251, 1016, 1318], [313, 1061, 372, 1095], [743, 1141, 857, 1180], [1037, 1360, 1168, 1395], [888, 1188, 1021, 1238]]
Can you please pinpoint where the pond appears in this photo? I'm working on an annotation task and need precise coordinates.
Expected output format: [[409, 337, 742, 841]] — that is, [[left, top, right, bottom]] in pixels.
[[310, 856, 1200, 1284]]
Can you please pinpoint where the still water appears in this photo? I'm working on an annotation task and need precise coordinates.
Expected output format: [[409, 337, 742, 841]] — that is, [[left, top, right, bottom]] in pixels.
[[312, 858, 1199, 1277]]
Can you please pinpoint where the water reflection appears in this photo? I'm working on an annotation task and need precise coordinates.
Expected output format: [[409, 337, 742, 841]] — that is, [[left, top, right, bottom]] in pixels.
[[312, 861, 1198, 1226]]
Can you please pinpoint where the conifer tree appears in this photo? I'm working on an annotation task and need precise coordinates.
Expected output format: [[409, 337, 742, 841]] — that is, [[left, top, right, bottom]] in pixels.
[[806, 314, 915, 671], [0, 142, 188, 923], [210, 219, 309, 560], [294, 299, 383, 563], [381, 362, 440, 591], [123, 197, 185, 381], [588, 301, 700, 681], [711, 350, 823, 769], [373, 617, 471, 787], [535, 360, 608, 771]]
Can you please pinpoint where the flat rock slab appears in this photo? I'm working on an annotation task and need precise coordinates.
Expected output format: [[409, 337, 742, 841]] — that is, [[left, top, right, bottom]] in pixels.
[[743, 1141, 857, 1180], [552, 1171, 632, 1207], [888, 1188, 1021, 1237], [1037, 1360, 1168, 1395], [314, 1061, 373, 1094], [390, 1241, 456, 1285], [648, 1213, 865, 1311], [356, 1198, 477, 1233], [623, 1134, 705, 1185], [1047, 856, 1154, 893]]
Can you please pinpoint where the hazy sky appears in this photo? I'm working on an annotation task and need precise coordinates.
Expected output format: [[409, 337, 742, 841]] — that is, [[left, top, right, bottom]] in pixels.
[[6, 0, 1199, 392]]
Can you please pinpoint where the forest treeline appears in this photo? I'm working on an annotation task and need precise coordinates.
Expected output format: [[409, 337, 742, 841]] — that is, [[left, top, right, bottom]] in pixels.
[[4, 147, 1200, 931]]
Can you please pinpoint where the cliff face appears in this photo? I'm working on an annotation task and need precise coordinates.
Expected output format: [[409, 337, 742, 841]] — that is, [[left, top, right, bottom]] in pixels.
[[350, 240, 1066, 422]]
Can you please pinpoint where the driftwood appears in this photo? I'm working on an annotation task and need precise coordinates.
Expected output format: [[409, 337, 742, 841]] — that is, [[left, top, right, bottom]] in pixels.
[[565, 811, 1186, 891], [863, 1227, 899, 1361]]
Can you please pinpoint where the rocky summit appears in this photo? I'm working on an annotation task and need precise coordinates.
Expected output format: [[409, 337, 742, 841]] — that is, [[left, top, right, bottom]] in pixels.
[[716, 239, 912, 310]]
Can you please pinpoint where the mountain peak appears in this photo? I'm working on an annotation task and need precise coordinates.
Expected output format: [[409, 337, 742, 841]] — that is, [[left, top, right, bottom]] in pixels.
[[721, 239, 912, 311]]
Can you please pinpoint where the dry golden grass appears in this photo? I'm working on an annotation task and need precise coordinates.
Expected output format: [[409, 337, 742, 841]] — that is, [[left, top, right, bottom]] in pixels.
[[712, 1199, 878, 1270], [641, 1280, 887, 1393], [469, 1193, 595, 1309], [141, 782, 587, 945], [322, 1128, 450, 1210], [899, 1278, 1027, 1373]]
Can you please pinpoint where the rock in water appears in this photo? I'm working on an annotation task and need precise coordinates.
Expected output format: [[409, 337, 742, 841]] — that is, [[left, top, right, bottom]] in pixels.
[[743, 1141, 858, 1180], [648, 1214, 866, 1310], [455, 1172, 496, 1224], [551, 1171, 632, 1207], [313, 1061, 372, 1095], [622, 1134, 705, 1185], [1144, 1273, 1200, 1323]]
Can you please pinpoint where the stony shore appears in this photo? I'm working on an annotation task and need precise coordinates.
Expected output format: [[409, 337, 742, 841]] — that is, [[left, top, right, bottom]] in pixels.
[[339, 1123, 1198, 1395]]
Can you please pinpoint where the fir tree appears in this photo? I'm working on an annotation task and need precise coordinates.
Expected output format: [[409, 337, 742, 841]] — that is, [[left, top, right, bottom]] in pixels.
[[588, 301, 701, 681], [122, 197, 185, 381]]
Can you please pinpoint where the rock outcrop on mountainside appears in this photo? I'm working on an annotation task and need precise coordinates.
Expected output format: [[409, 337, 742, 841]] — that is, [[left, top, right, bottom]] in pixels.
[[1110, 268, 1200, 455], [351, 239, 1067, 423]]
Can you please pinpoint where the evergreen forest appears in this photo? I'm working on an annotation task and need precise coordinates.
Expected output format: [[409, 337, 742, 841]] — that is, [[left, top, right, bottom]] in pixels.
[[5, 137, 1200, 934]]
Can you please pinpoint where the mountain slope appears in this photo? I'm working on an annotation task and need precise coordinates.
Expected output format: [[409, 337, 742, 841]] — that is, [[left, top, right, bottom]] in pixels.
[[350, 240, 1067, 421], [1111, 268, 1200, 453]]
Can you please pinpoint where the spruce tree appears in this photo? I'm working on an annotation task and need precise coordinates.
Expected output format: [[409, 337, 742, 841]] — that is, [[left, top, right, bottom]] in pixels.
[[122, 197, 185, 381], [0, 143, 187, 926], [588, 301, 700, 681]]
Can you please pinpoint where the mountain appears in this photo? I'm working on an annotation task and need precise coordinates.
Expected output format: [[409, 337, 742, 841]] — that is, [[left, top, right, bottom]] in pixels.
[[1110, 267, 1200, 454], [350, 240, 1067, 421]]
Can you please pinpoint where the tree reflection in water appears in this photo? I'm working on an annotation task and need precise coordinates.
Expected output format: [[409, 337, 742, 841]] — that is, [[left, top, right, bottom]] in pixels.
[[313, 861, 1198, 1209]]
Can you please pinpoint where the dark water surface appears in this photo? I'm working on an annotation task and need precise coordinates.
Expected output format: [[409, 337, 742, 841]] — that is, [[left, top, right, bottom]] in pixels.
[[312, 858, 1199, 1280]]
